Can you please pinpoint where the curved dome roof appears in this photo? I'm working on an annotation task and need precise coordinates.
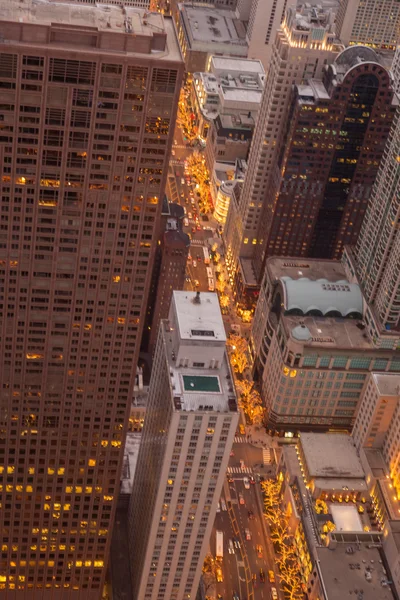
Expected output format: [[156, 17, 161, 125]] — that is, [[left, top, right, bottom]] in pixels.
[[335, 46, 380, 69], [292, 325, 312, 342], [281, 277, 363, 318]]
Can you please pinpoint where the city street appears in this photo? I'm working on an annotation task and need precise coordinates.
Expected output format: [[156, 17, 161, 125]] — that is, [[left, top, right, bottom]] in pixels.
[[211, 437, 281, 600], [168, 126, 282, 599]]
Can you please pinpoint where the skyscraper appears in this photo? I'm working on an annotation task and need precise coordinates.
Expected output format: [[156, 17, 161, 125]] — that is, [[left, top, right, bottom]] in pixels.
[[335, 0, 400, 52], [343, 102, 400, 346], [245, 0, 296, 70], [0, 1, 183, 597], [254, 47, 396, 268], [223, 5, 341, 301], [128, 291, 238, 600]]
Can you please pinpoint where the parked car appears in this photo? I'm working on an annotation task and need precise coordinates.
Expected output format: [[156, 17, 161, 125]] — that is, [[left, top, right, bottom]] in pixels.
[[248, 510, 255, 520], [243, 477, 250, 490], [256, 545, 263, 559], [259, 568, 265, 583], [245, 528, 251, 540], [268, 571, 275, 583], [271, 588, 278, 600], [216, 568, 223, 583]]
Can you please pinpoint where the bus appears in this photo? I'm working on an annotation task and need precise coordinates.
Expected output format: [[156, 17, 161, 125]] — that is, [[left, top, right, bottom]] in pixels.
[[208, 278, 215, 292], [206, 267, 213, 279], [216, 530, 223, 560], [203, 247, 210, 265]]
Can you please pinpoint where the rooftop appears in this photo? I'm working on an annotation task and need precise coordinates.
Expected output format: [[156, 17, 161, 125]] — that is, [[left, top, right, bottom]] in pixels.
[[300, 433, 365, 479], [317, 541, 395, 600], [372, 373, 400, 397], [0, 0, 181, 60], [180, 4, 247, 50], [281, 276, 364, 319], [283, 313, 372, 350], [211, 56, 265, 75], [162, 323, 237, 414], [172, 291, 226, 342], [266, 256, 346, 284]]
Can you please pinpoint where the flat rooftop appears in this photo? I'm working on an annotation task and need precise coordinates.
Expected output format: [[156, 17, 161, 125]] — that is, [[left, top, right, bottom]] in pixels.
[[284, 313, 373, 350], [180, 4, 247, 48], [162, 323, 237, 414], [211, 56, 265, 75], [372, 372, 400, 397], [0, 0, 182, 61], [173, 291, 226, 343], [300, 433, 365, 479], [0, 0, 160, 33], [266, 256, 346, 284], [317, 542, 395, 600]]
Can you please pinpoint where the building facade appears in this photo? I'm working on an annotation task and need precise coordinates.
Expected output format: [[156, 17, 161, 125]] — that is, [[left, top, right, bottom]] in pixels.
[[128, 291, 238, 600], [0, 2, 183, 597], [246, 0, 297, 70], [335, 0, 400, 51], [223, 5, 341, 300], [254, 47, 396, 271], [251, 258, 400, 432], [146, 203, 190, 354], [175, 5, 248, 74]]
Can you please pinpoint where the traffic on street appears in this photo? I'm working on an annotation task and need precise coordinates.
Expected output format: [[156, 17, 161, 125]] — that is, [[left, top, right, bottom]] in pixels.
[[168, 124, 282, 600]]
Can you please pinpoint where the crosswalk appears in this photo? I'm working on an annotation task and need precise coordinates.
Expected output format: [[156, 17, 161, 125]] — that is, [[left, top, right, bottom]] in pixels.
[[227, 466, 253, 474], [233, 436, 247, 444], [190, 239, 205, 246], [169, 159, 185, 166], [263, 447, 272, 464]]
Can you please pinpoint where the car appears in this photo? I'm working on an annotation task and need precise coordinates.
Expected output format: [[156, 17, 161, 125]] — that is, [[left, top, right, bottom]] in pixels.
[[268, 571, 275, 583], [245, 528, 251, 540], [174, 139, 178, 145], [240, 460, 245, 470], [233, 593, 239, 600], [192, 260, 197, 267], [227, 475, 234, 483], [181, 178, 185, 185], [171, 149, 175, 156], [216, 568, 223, 583], [252, 573, 257, 582], [259, 568, 265, 583], [228, 539, 235, 554], [256, 545, 263, 559], [243, 477, 250, 490], [248, 510, 255, 520], [239, 494, 245, 505], [230, 450, 234, 457], [194, 279, 200, 287], [196, 254, 202, 261], [271, 588, 278, 600], [250, 476, 256, 485], [239, 424, 245, 435], [217, 596, 223, 600], [233, 539, 239, 549], [197, 225, 201, 231], [176, 171, 179, 177], [216, 502, 221, 513], [192, 227, 196, 233], [188, 212, 192, 219], [185, 276, 191, 283], [221, 499, 227, 511]]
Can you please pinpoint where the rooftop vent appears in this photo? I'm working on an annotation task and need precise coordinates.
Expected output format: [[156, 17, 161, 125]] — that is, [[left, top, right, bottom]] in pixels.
[[193, 291, 201, 304]]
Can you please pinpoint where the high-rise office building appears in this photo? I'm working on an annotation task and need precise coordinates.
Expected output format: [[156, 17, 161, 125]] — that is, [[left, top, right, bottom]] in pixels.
[[0, 1, 183, 597], [343, 60, 400, 346], [223, 5, 341, 302], [335, 0, 400, 52], [254, 47, 395, 267], [246, 0, 297, 71], [128, 291, 238, 600], [144, 202, 190, 355]]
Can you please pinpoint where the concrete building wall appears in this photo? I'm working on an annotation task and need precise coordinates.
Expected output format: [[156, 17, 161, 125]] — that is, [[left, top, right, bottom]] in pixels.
[[335, 0, 400, 50]]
